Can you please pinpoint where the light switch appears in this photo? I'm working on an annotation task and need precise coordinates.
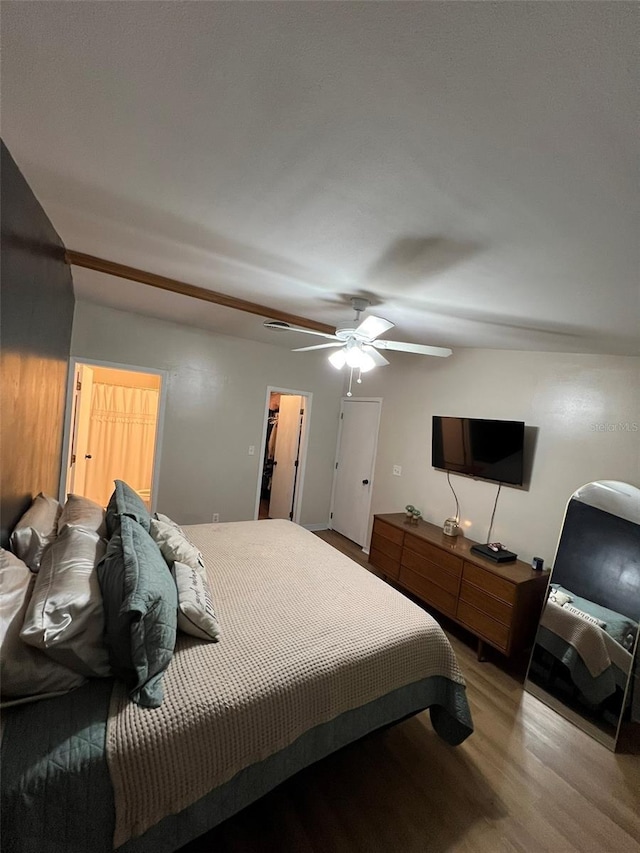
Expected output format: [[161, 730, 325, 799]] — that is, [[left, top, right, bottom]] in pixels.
[[248, 445, 255, 456], [393, 465, 402, 476]]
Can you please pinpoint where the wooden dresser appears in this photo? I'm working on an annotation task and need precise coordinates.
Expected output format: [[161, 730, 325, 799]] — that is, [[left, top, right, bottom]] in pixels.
[[369, 513, 549, 659]]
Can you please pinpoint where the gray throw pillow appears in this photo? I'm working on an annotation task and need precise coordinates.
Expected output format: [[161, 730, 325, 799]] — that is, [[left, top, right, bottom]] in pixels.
[[105, 479, 151, 536], [20, 526, 110, 678], [58, 493, 107, 538], [1, 548, 86, 705], [9, 493, 61, 572], [97, 516, 177, 708]]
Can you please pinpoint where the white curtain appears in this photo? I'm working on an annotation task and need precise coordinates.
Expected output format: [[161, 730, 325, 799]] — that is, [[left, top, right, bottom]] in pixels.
[[84, 383, 159, 508]]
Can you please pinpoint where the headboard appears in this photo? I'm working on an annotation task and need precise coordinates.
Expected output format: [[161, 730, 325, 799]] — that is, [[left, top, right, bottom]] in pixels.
[[552, 497, 640, 622], [0, 140, 74, 546]]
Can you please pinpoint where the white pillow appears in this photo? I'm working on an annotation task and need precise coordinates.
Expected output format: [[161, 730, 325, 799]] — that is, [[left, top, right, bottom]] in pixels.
[[149, 518, 206, 575], [58, 493, 107, 538], [173, 561, 220, 642], [9, 493, 61, 572], [154, 512, 185, 534], [563, 604, 606, 629], [0, 548, 86, 706], [549, 590, 572, 607], [20, 527, 110, 677]]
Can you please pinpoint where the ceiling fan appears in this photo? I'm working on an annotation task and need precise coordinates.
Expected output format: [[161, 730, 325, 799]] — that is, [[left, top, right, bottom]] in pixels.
[[264, 298, 452, 394]]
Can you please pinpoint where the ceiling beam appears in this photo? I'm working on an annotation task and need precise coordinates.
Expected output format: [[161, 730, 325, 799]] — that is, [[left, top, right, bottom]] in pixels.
[[65, 250, 336, 334]]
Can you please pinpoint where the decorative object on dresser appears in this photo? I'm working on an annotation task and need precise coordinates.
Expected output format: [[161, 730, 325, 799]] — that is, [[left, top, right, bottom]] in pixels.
[[369, 513, 548, 660], [443, 517, 460, 537], [404, 505, 422, 525]]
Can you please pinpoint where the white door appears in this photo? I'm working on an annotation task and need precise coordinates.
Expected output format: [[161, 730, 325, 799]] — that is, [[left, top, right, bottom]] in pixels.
[[66, 364, 94, 495], [331, 399, 381, 546], [269, 395, 304, 520]]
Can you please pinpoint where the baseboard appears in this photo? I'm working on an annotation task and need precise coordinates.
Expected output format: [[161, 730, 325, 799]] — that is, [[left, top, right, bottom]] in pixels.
[[303, 522, 329, 532]]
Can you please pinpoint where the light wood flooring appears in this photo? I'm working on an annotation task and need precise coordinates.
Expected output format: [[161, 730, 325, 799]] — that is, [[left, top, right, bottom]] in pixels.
[[180, 529, 640, 853]]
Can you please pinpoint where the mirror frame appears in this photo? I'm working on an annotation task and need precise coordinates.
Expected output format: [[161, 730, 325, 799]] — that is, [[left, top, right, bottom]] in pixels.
[[525, 481, 640, 751]]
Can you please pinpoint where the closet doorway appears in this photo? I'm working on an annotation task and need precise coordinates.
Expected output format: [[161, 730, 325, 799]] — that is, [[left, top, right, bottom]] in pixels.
[[255, 387, 311, 523], [61, 360, 166, 511]]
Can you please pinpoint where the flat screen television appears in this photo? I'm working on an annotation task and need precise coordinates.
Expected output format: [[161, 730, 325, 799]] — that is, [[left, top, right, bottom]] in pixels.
[[432, 416, 525, 486]]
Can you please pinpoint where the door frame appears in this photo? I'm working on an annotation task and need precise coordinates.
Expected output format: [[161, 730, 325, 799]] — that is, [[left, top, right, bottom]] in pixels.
[[59, 357, 168, 512], [253, 386, 312, 524], [329, 397, 382, 552]]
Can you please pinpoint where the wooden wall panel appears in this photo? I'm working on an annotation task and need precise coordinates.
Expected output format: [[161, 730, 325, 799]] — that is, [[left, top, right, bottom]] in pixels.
[[0, 141, 74, 546]]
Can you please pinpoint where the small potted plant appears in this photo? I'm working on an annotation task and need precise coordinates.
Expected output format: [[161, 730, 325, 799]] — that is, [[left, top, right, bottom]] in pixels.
[[411, 508, 422, 525], [405, 504, 415, 522]]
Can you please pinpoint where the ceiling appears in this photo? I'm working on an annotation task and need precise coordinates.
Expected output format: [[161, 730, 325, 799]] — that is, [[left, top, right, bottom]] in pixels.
[[2, 1, 638, 356]]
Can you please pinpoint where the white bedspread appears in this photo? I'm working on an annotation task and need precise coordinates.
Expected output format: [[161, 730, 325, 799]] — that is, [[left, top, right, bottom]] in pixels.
[[541, 600, 632, 677], [106, 520, 466, 847]]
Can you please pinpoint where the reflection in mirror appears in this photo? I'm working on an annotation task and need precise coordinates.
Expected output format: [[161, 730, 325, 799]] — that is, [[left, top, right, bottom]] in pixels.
[[525, 481, 640, 751]]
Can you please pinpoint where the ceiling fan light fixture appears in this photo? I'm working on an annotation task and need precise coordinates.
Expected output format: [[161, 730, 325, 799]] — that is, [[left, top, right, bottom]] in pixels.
[[345, 344, 376, 371], [328, 349, 347, 369]]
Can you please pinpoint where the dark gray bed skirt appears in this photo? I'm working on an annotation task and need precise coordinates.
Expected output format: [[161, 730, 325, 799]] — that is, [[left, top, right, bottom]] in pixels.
[[534, 625, 629, 705], [1, 676, 472, 853]]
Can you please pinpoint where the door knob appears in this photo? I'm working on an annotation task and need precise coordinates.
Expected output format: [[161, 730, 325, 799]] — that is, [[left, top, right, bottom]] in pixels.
[[362, 479, 369, 485], [85, 454, 92, 459]]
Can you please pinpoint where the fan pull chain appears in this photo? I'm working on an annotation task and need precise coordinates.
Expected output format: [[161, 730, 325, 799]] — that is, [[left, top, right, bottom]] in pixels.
[[357, 368, 363, 384], [347, 367, 354, 397]]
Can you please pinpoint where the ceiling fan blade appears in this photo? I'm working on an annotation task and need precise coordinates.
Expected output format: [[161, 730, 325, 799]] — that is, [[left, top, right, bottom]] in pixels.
[[354, 315, 394, 340], [263, 321, 338, 341], [292, 342, 344, 352], [362, 345, 390, 366], [373, 339, 453, 357]]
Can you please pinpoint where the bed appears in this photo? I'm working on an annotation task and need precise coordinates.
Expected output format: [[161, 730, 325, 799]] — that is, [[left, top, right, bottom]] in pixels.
[[535, 587, 638, 714], [1, 516, 473, 853]]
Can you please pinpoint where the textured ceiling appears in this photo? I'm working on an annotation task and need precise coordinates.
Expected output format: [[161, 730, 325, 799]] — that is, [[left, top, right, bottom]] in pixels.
[[2, 1, 638, 355]]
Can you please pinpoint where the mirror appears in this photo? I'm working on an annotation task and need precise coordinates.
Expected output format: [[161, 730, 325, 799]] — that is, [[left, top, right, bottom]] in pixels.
[[525, 481, 640, 750]]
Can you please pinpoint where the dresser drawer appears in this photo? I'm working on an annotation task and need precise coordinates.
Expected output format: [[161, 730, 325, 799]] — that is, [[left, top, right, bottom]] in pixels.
[[403, 534, 463, 578], [463, 562, 515, 604], [457, 600, 510, 651], [401, 549, 460, 595], [370, 532, 402, 562], [369, 547, 400, 580], [459, 580, 512, 625], [399, 566, 457, 617], [373, 518, 405, 546]]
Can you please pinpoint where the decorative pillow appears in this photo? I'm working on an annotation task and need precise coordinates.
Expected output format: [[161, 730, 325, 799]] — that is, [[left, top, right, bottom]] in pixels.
[[0, 548, 85, 705], [553, 584, 637, 647], [20, 527, 110, 677], [549, 590, 572, 607], [173, 561, 220, 642], [563, 604, 606, 629], [149, 518, 206, 575], [154, 512, 185, 534], [9, 493, 61, 572], [106, 479, 151, 536], [97, 516, 177, 708], [58, 493, 107, 538]]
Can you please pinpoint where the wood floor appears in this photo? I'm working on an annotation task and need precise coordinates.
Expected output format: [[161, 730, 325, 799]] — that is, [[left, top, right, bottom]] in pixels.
[[180, 530, 640, 853]]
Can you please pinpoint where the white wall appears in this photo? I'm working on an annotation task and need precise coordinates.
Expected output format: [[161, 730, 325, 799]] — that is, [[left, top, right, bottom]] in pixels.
[[349, 349, 639, 565], [71, 301, 344, 526]]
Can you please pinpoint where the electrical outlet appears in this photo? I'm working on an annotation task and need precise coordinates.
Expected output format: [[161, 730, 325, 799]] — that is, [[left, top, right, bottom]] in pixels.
[[248, 445, 255, 456], [212, 513, 220, 523], [393, 465, 402, 477]]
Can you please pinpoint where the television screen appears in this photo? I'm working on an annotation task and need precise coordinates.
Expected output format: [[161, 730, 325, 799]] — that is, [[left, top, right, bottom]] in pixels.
[[432, 416, 525, 486]]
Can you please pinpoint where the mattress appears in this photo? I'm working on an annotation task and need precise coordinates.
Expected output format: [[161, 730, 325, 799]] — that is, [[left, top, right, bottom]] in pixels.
[[2, 519, 473, 853]]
